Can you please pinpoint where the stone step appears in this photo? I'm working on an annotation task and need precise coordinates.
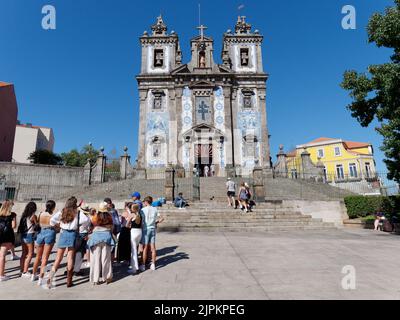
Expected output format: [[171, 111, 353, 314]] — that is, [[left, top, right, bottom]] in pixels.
[[158, 224, 336, 232], [162, 215, 313, 220], [158, 208, 300, 215]]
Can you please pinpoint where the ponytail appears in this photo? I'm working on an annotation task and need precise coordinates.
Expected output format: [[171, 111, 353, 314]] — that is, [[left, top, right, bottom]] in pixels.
[[45, 200, 56, 214]]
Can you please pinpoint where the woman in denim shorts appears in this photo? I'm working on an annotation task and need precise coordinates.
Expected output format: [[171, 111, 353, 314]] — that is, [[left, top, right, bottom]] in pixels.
[[31, 200, 57, 286], [18, 202, 38, 278]]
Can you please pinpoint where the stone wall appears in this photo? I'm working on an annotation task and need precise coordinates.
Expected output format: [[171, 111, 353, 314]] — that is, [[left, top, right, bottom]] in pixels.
[[284, 200, 348, 227], [0, 162, 85, 201]]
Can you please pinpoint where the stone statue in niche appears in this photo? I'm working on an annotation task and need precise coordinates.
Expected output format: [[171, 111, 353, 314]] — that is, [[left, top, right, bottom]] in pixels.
[[199, 52, 206, 68]]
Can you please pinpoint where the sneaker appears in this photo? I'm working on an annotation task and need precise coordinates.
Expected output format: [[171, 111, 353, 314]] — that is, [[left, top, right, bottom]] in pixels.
[[127, 269, 137, 275], [21, 272, 32, 279], [139, 264, 145, 272], [37, 277, 44, 286], [150, 263, 156, 271], [9, 255, 20, 261], [0, 275, 10, 282], [82, 262, 90, 268], [31, 274, 38, 282]]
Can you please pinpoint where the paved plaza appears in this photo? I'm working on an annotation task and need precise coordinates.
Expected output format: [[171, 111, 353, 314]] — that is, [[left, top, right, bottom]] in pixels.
[[1, 228, 399, 300]]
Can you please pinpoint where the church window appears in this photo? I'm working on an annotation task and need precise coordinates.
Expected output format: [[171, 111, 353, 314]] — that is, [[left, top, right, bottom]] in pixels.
[[243, 135, 257, 158], [245, 141, 255, 158], [153, 96, 162, 109], [154, 49, 164, 68], [242, 89, 254, 108], [152, 90, 165, 110], [240, 48, 250, 66], [243, 96, 252, 108], [152, 137, 161, 158]]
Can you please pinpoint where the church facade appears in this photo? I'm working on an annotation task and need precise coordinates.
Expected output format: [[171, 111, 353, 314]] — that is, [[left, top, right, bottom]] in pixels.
[[136, 16, 271, 177]]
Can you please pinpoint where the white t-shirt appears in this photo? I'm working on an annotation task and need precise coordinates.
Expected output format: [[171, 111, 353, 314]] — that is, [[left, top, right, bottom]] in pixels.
[[50, 210, 90, 231], [141, 206, 160, 230], [226, 180, 236, 192]]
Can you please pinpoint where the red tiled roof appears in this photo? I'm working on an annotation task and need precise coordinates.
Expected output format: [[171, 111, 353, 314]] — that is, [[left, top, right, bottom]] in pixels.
[[306, 137, 336, 144], [343, 141, 370, 149], [0, 81, 12, 87], [287, 149, 296, 157]]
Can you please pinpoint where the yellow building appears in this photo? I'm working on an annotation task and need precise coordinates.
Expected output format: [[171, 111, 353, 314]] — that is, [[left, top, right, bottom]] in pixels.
[[286, 137, 377, 183]]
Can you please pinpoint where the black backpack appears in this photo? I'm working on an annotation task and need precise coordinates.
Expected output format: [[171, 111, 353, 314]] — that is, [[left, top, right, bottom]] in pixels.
[[17, 216, 31, 235], [0, 218, 9, 237]]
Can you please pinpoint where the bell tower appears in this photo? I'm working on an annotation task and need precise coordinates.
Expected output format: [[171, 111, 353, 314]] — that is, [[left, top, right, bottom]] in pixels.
[[139, 15, 182, 75], [188, 24, 216, 71], [222, 16, 264, 73]]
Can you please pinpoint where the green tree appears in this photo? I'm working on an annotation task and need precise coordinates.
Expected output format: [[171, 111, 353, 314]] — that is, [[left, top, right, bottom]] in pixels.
[[341, 0, 400, 182], [28, 149, 63, 165], [61, 144, 99, 167]]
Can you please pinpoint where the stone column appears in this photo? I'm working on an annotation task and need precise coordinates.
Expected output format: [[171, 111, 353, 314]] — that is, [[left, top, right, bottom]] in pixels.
[[92, 147, 106, 184], [223, 86, 234, 168], [120, 146, 130, 180], [316, 158, 326, 182], [274, 145, 288, 178], [252, 164, 265, 202], [83, 159, 92, 185], [137, 89, 148, 168], [164, 163, 175, 201], [168, 88, 178, 165], [258, 87, 271, 169]]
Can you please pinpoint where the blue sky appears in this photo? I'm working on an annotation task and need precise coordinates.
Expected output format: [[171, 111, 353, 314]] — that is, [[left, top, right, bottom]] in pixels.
[[0, 0, 395, 171]]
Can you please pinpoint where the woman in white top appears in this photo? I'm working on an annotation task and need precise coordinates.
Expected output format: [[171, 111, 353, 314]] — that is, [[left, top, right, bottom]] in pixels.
[[47, 197, 90, 288]]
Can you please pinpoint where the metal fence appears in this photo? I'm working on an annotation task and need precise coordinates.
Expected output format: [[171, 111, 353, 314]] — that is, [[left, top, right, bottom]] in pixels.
[[104, 158, 121, 182], [274, 169, 399, 197]]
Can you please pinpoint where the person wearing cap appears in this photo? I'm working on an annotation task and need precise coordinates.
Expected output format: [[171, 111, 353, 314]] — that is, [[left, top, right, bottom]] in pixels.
[[130, 192, 143, 210], [87, 202, 115, 285], [226, 177, 237, 209], [139, 196, 164, 272], [73, 203, 92, 276]]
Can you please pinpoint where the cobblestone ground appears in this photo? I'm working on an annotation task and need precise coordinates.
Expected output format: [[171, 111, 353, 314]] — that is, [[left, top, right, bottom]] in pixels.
[[1, 228, 399, 300]]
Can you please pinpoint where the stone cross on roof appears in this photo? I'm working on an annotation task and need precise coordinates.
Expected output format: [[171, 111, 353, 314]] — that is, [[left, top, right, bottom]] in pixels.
[[151, 15, 167, 35], [235, 16, 251, 34], [196, 24, 208, 40]]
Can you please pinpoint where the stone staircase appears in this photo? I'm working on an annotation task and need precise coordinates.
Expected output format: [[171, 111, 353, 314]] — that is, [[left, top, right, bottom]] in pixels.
[[156, 201, 336, 232], [197, 176, 354, 201]]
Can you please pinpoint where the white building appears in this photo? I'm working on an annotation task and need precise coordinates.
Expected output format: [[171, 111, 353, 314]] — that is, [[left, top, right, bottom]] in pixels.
[[12, 123, 55, 163]]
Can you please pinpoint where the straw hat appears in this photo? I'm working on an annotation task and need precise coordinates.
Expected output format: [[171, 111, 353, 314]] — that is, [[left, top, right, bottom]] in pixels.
[[98, 202, 109, 213], [79, 202, 91, 214]]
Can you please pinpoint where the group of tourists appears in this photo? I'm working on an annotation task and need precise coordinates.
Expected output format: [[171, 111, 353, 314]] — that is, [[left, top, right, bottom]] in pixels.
[[193, 164, 216, 177], [226, 178, 254, 213], [0, 192, 164, 288]]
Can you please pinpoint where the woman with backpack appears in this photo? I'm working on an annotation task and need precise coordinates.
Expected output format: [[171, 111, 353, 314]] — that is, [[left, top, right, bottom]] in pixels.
[[18, 201, 38, 278], [0, 200, 17, 282], [237, 182, 250, 213], [47, 197, 90, 288], [31, 200, 57, 286]]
